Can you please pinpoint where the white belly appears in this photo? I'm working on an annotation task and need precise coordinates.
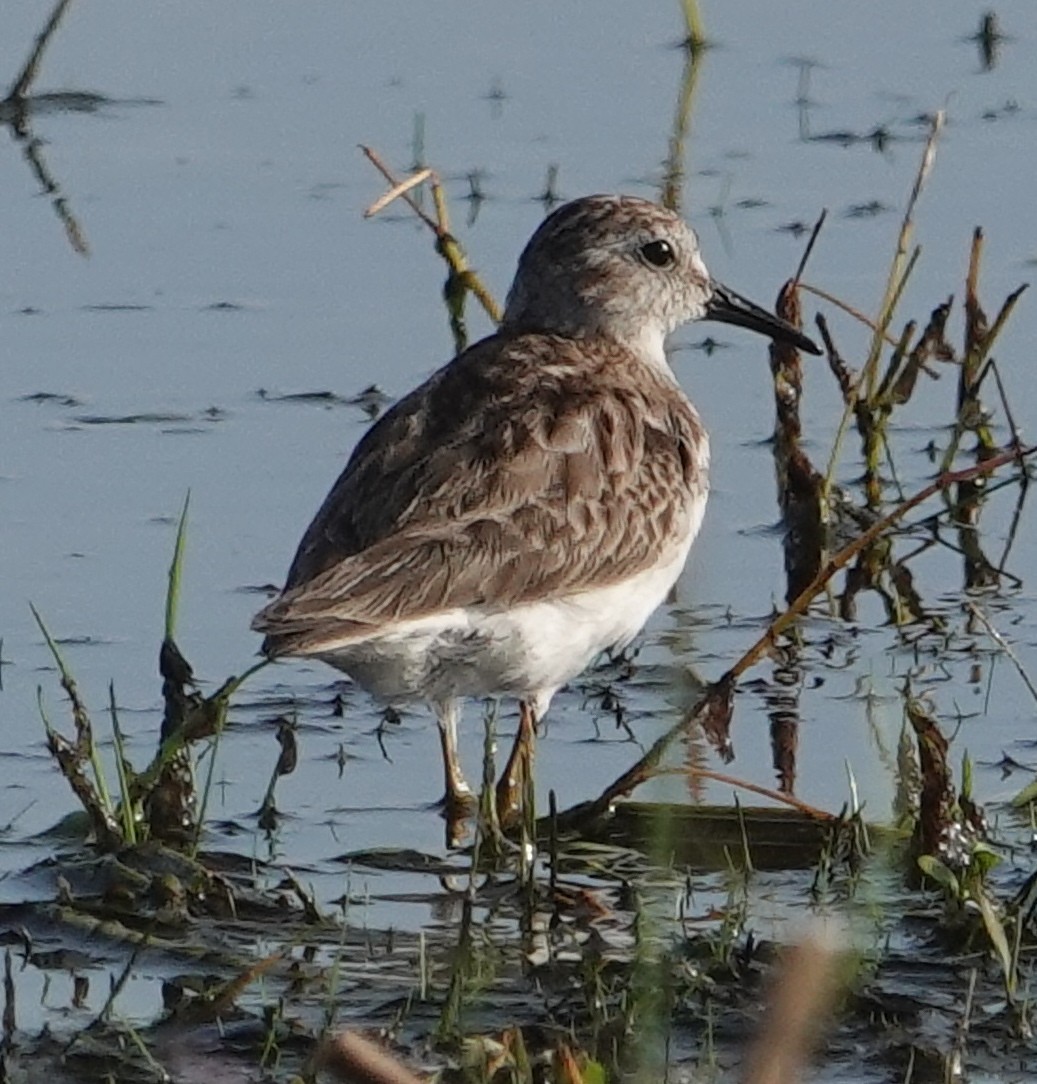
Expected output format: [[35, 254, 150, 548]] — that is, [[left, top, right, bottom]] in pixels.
[[317, 499, 703, 710]]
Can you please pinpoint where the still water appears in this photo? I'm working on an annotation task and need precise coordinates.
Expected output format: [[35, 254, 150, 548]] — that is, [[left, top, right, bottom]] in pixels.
[[2, 0, 1036, 940]]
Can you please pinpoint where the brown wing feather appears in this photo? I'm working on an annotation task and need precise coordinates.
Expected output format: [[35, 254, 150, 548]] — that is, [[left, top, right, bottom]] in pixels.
[[253, 332, 707, 656]]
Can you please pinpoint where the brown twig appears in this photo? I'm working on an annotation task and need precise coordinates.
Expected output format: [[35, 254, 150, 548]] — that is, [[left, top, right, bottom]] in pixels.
[[728, 443, 1034, 683], [2, 1, 90, 256], [817, 114, 942, 504], [363, 167, 434, 219], [655, 767, 835, 821], [798, 283, 900, 347], [985, 358, 1026, 467], [791, 209, 826, 287], [360, 146, 439, 231]]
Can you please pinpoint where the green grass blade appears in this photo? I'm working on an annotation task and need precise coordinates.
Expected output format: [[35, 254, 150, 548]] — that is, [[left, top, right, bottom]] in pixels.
[[165, 492, 191, 642], [108, 681, 137, 845], [191, 701, 228, 858]]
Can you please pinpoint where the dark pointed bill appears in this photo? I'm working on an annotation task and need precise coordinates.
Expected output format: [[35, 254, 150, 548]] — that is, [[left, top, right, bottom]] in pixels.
[[705, 282, 821, 356]]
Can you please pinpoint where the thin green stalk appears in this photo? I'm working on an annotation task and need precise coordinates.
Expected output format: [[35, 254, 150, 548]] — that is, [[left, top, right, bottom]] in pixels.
[[734, 797, 754, 874], [308, 892, 351, 1072], [259, 1001, 282, 1070], [114, 1014, 168, 1078], [822, 114, 940, 508], [63, 943, 143, 1055], [661, 16, 704, 213], [108, 682, 137, 845], [165, 492, 190, 641], [821, 247, 921, 509], [190, 706, 227, 857], [678, 0, 706, 49], [867, 112, 944, 395]]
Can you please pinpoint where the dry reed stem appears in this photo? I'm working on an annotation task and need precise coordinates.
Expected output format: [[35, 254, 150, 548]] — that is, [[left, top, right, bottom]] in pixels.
[[363, 167, 434, 219], [361, 146, 438, 231], [817, 113, 941, 505], [939, 231, 1027, 472], [816, 315, 855, 400], [983, 283, 1029, 355], [679, 0, 708, 50], [869, 110, 944, 393], [818, 245, 921, 509], [961, 228, 991, 418], [964, 227, 985, 369]]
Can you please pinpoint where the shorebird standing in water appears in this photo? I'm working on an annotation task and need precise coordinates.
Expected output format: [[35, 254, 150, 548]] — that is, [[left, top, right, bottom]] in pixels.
[[253, 195, 819, 821]]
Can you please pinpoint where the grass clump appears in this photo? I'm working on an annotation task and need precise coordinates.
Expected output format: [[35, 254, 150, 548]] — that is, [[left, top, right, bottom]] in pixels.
[[33, 495, 265, 853]]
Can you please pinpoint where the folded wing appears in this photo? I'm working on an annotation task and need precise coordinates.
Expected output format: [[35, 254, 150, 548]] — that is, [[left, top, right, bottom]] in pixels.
[[253, 332, 707, 656]]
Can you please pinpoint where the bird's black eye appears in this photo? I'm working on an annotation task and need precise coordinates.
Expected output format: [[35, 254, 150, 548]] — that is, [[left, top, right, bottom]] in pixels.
[[640, 239, 676, 268]]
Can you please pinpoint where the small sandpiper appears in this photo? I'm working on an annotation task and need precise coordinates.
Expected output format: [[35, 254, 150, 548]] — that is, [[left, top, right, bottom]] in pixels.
[[253, 194, 819, 815]]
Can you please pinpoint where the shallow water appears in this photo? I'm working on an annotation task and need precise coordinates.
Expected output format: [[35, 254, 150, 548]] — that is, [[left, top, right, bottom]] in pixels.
[[2, 0, 1037, 1061]]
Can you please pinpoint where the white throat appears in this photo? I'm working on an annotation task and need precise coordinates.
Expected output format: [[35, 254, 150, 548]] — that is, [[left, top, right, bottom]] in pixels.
[[624, 323, 672, 376]]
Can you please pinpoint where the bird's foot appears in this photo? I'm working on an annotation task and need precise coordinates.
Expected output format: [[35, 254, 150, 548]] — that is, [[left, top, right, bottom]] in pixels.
[[434, 782, 477, 848], [435, 782, 476, 815]]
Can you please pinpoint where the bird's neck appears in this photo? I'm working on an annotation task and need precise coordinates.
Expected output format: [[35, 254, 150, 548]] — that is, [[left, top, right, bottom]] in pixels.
[[502, 312, 675, 378]]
